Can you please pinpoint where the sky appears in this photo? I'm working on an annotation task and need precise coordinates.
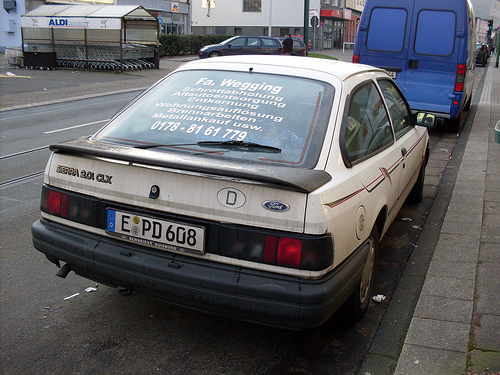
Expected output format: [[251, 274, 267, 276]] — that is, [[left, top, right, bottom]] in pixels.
[[470, 0, 500, 25]]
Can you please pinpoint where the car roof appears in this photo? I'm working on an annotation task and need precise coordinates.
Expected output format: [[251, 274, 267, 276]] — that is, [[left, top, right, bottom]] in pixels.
[[232, 35, 279, 39], [177, 55, 384, 82]]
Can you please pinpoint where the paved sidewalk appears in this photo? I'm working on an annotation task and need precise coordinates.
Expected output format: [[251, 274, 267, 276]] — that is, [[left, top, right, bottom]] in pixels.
[[313, 47, 500, 375], [391, 63, 500, 375]]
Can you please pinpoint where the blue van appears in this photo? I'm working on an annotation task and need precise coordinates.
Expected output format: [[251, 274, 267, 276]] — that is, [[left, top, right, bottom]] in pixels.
[[353, 0, 476, 131]]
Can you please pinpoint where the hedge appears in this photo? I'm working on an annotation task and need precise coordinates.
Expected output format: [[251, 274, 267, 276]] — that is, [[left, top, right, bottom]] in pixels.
[[159, 34, 233, 57]]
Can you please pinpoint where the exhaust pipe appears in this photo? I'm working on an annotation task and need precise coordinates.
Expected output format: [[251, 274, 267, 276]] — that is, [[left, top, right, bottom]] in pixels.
[[56, 263, 72, 278]]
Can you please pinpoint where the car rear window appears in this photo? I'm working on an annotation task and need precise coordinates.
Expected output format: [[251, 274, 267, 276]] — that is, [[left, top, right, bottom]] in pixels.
[[94, 70, 334, 169], [414, 10, 456, 56], [367, 8, 407, 52], [262, 38, 278, 46]]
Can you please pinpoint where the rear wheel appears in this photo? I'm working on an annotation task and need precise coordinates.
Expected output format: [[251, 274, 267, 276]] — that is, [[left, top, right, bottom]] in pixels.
[[343, 226, 378, 320]]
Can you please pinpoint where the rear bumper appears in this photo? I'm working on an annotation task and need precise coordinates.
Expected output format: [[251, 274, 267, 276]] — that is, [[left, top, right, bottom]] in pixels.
[[32, 218, 368, 329], [409, 91, 469, 120]]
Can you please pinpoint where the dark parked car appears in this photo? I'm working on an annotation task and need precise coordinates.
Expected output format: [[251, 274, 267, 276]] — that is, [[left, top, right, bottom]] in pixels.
[[292, 35, 312, 49], [198, 36, 282, 58], [278, 37, 306, 56], [476, 43, 489, 66]]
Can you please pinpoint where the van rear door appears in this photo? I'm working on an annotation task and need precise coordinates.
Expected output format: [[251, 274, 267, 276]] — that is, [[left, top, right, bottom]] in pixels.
[[404, 1, 460, 114], [355, 0, 414, 88]]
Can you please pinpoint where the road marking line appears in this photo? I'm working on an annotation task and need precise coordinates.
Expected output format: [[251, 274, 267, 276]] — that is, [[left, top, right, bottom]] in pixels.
[[43, 119, 110, 134], [0, 73, 32, 78]]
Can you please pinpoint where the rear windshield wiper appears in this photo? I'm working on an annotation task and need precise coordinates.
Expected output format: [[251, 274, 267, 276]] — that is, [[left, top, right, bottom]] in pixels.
[[132, 141, 281, 154], [132, 143, 195, 150], [133, 143, 166, 149], [197, 140, 281, 153]]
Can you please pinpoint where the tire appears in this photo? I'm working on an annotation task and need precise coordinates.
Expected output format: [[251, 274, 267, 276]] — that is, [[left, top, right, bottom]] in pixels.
[[209, 51, 221, 57], [408, 162, 425, 203], [343, 226, 378, 320], [447, 115, 462, 133], [464, 95, 472, 111]]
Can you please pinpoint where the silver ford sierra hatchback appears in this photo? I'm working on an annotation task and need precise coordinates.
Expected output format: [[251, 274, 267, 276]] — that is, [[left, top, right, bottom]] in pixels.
[[32, 55, 432, 329]]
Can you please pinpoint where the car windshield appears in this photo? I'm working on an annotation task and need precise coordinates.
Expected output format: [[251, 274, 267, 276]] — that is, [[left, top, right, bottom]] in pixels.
[[94, 69, 334, 168]]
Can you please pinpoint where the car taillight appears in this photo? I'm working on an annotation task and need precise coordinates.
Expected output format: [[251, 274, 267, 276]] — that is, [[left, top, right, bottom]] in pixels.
[[222, 225, 333, 271], [455, 64, 466, 92], [263, 235, 278, 262], [352, 54, 360, 63], [276, 237, 302, 267], [46, 190, 68, 217], [264, 235, 302, 266], [41, 185, 99, 227]]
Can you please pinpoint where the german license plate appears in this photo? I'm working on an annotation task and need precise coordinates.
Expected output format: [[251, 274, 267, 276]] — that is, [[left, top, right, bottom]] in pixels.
[[106, 209, 205, 253], [387, 71, 397, 79]]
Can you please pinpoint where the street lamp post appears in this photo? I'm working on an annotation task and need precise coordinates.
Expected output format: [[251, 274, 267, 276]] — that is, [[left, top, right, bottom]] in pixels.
[[268, 0, 273, 36], [304, 0, 310, 55]]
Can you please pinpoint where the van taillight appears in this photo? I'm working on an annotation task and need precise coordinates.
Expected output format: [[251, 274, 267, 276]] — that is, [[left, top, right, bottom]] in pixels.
[[352, 54, 360, 63], [455, 64, 466, 92], [41, 185, 99, 227]]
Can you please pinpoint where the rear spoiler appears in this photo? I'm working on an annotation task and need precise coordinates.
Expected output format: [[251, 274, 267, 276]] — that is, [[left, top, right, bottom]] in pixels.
[[49, 138, 332, 194]]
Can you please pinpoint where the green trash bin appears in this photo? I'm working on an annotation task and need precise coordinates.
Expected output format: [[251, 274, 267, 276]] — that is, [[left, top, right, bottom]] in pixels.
[[495, 120, 500, 144]]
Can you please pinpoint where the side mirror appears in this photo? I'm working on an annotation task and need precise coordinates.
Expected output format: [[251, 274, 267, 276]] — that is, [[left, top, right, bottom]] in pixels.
[[413, 113, 437, 128]]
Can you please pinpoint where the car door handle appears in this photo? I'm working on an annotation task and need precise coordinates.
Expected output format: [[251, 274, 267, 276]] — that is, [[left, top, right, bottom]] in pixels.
[[401, 148, 407, 156], [409, 60, 419, 69]]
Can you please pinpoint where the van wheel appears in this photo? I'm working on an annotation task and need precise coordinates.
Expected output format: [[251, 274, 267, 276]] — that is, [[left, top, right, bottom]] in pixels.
[[447, 116, 462, 133], [408, 162, 425, 203], [343, 226, 378, 320], [464, 96, 472, 111]]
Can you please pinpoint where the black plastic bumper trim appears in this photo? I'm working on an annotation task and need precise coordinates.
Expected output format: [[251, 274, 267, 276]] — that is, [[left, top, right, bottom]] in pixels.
[[32, 218, 368, 329]]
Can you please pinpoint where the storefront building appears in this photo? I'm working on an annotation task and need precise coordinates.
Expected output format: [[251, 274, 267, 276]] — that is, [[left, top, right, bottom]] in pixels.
[[191, 0, 314, 37], [319, 0, 362, 50], [1, 0, 189, 52]]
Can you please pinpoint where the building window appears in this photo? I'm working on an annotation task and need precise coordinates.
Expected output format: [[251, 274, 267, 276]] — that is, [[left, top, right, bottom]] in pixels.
[[243, 0, 261, 12]]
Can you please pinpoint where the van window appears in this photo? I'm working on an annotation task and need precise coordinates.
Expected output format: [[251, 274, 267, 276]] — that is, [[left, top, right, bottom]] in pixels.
[[344, 82, 393, 163], [415, 10, 456, 56], [367, 8, 407, 52]]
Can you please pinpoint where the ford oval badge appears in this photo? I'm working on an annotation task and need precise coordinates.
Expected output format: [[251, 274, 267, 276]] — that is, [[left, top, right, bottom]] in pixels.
[[263, 201, 290, 212]]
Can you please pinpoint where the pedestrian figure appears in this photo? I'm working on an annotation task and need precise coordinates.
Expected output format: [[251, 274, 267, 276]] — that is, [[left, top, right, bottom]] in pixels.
[[282, 34, 293, 55]]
